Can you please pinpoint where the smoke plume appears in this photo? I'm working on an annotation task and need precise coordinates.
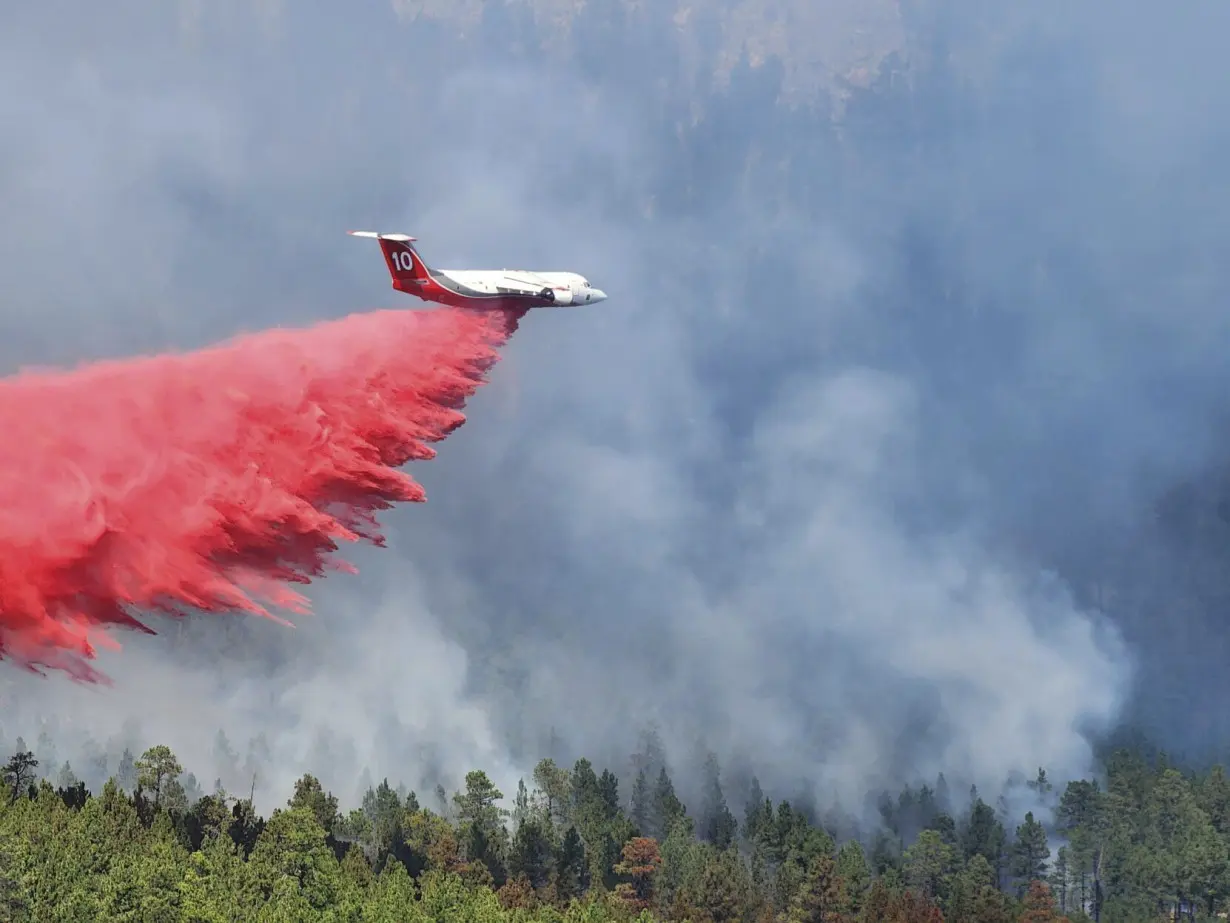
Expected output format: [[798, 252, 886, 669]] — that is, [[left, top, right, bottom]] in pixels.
[[7, 0, 1230, 823], [0, 305, 520, 682]]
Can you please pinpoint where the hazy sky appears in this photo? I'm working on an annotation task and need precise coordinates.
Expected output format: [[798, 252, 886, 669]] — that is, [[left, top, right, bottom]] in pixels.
[[2, 0, 1229, 824]]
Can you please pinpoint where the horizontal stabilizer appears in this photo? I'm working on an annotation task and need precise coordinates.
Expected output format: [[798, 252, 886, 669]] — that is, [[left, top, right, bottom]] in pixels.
[[348, 230, 416, 242]]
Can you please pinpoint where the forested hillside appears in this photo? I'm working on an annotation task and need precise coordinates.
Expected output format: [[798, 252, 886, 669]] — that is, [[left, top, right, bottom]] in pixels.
[[0, 738, 1223, 921]]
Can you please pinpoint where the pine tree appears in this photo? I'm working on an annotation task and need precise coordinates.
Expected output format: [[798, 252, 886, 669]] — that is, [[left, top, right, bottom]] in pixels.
[[629, 767, 652, 834], [1, 751, 36, 804], [453, 770, 508, 885], [553, 826, 587, 901], [1011, 811, 1050, 896], [507, 816, 554, 890], [836, 840, 870, 917], [970, 865, 1015, 923], [870, 829, 901, 875], [652, 766, 686, 839], [612, 836, 662, 910], [1139, 768, 1229, 915], [362, 778, 406, 864], [935, 773, 951, 814], [931, 812, 959, 849], [687, 847, 751, 923], [1198, 764, 1230, 836], [1027, 769, 1054, 798], [1057, 778, 1103, 915], [289, 773, 340, 835], [699, 752, 737, 849], [512, 779, 529, 827], [903, 829, 955, 902], [1019, 879, 1061, 922], [961, 797, 1006, 887], [744, 776, 767, 842], [1048, 845, 1069, 913], [532, 758, 572, 830], [787, 851, 845, 923], [496, 874, 536, 910]]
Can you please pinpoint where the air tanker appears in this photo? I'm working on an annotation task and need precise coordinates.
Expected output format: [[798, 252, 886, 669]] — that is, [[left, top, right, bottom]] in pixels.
[[349, 230, 608, 311]]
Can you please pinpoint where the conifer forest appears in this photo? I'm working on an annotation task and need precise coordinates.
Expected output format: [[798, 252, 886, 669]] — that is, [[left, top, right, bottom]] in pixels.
[[0, 733, 1222, 921]]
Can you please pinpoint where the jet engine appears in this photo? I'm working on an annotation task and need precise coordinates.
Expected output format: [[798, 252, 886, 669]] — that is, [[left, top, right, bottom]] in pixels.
[[538, 286, 573, 305]]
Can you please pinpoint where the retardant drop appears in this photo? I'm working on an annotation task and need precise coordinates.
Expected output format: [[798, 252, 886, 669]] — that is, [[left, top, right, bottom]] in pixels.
[[0, 306, 523, 682]]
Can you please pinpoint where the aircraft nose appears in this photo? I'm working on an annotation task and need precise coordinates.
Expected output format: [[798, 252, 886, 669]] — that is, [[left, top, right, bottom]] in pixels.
[[587, 287, 607, 302]]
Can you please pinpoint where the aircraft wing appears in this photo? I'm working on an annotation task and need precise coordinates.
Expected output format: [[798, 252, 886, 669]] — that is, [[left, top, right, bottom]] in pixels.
[[494, 271, 554, 295]]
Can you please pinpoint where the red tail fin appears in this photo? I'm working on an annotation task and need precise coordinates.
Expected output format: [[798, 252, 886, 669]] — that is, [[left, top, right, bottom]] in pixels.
[[348, 231, 431, 291]]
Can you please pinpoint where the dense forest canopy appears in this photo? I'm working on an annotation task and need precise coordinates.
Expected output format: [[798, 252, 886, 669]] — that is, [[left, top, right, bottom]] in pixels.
[[0, 733, 1224, 921]]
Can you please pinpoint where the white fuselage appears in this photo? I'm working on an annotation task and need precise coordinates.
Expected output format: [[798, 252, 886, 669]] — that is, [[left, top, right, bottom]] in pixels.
[[438, 269, 608, 306]]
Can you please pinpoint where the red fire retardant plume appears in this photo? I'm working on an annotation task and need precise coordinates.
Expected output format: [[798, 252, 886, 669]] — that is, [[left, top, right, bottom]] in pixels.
[[0, 306, 523, 683]]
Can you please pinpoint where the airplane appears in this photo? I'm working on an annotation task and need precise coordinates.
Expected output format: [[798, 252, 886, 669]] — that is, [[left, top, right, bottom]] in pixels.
[[348, 230, 608, 312]]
